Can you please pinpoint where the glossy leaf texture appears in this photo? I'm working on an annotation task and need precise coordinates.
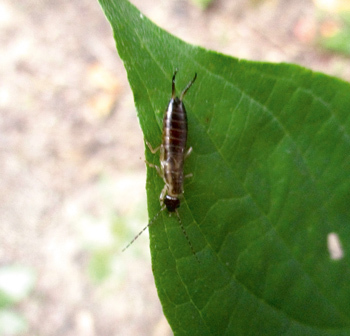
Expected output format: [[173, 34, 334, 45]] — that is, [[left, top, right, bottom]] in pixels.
[[98, 0, 350, 335]]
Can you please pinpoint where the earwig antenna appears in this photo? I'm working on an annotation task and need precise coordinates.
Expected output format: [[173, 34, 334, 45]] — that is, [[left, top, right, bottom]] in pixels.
[[175, 209, 200, 263], [122, 206, 165, 252], [180, 73, 197, 100]]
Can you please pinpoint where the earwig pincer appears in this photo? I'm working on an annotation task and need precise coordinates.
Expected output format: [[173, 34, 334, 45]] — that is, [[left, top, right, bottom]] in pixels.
[[122, 70, 198, 261]]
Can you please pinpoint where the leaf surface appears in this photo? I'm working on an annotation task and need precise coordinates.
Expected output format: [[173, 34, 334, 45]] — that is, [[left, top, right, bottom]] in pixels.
[[99, 0, 350, 334]]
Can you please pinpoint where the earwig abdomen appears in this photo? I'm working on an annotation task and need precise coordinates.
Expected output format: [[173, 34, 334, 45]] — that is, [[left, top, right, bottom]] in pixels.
[[162, 97, 188, 200]]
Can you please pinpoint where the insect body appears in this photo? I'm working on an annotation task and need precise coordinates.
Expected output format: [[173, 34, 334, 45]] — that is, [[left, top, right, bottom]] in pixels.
[[123, 70, 198, 260], [160, 70, 197, 212]]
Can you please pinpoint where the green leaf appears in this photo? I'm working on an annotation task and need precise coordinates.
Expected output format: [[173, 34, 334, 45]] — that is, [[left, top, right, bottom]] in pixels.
[[0, 265, 36, 307], [0, 309, 27, 335], [319, 24, 350, 56], [318, 13, 350, 56], [98, 0, 350, 334], [190, 0, 214, 10]]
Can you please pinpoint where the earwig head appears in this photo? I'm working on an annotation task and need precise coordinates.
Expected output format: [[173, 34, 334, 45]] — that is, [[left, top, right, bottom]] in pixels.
[[164, 195, 180, 212]]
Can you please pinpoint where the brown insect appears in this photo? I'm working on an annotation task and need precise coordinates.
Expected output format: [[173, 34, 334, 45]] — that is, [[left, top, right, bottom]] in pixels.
[[123, 70, 198, 261]]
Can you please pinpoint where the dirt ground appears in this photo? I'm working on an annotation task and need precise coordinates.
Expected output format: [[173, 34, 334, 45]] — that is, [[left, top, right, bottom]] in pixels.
[[1, 0, 349, 335]]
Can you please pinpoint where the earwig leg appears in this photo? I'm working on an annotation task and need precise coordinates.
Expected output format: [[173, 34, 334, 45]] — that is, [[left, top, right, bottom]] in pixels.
[[145, 140, 160, 154], [159, 184, 168, 203], [184, 147, 193, 179], [184, 146, 192, 159], [145, 160, 162, 178]]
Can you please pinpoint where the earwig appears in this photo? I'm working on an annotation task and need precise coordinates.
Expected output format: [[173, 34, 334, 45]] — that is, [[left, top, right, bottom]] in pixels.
[[122, 70, 198, 261]]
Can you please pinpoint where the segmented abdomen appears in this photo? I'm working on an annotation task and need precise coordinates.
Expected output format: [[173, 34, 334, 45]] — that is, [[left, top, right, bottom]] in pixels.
[[162, 97, 188, 196]]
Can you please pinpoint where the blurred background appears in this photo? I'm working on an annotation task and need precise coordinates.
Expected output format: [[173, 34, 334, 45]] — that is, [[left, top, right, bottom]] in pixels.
[[1, 0, 350, 335]]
